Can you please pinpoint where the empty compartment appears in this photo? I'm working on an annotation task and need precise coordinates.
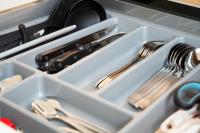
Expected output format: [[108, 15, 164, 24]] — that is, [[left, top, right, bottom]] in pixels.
[[16, 17, 139, 71], [58, 26, 175, 92], [2, 75, 132, 132], [99, 35, 200, 113], [0, 98, 61, 133]]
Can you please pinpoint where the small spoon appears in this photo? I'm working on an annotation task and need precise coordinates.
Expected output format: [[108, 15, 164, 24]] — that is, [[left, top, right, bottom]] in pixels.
[[32, 100, 94, 133], [43, 98, 110, 133]]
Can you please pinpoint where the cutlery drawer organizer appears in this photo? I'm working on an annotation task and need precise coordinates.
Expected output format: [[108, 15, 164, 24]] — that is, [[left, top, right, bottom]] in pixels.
[[0, 0, 200, 132]]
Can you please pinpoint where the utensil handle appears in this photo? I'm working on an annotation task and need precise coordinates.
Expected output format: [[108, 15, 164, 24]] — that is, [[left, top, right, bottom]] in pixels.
[[128, 67, 167, 104], [47, 49, 90, 73], [56, 115, 95, 133], [59, 127, 81, 133], [72, 117, 110, 133], [135, 76, 178, 109], [106, 57, 139, 79], [96, 57, 140, 89], [47, 49, 80, 73], [58, 107, 110, 133]]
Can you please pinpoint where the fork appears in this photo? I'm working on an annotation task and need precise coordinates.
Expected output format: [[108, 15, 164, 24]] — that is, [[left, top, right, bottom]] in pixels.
[[95, 41, 165, 90]]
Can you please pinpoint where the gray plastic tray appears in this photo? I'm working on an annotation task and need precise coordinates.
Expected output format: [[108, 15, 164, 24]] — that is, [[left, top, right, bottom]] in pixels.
[[0, 0, 200, 133], [0, 97, 61, 133]]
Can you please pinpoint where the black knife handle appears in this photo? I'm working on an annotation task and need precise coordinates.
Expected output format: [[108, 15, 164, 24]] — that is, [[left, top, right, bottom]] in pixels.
[[35, 41, 79, 65], [46, 49, 79, 73], [47, 48, 93, 73]]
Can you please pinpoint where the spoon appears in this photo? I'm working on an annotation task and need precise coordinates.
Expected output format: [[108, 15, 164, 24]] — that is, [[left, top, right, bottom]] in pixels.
[[128, 44, 197, 109], [33, 108, 80, 133], [185, 48, 200, 73], [32, 100, 94, 133], [39, 98, 110, 133], [137, 46, 194, 106]]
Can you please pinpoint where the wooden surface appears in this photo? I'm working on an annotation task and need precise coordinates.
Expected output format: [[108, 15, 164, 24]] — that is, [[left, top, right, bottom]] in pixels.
[[122, 0, 200, 21], [0, 0, 42, 13], [168, 0, 200, 8]]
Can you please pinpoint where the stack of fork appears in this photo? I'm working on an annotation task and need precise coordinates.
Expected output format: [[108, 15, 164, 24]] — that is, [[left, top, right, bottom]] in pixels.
[[95, 41, 165, 89], [128, 43, 198, 110]]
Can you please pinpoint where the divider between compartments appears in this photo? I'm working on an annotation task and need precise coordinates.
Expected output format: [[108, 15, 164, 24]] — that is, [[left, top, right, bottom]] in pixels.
[[16, 17, 120, 69], [56, 74, 135, 116], [97, 36, 181, 92], [119, 66, 200, 133], [0, 25, 77, 59], [0, 73, 38, 97], [1, 74, 133, 132], [44, 75, 135, 129], [58, 25, 175, 93], [0, 97, 63, 133], [57, 26, 144, 85], [1, 10, 140, 59], [118, 35, 200, 133], [0, 60, 36, 95], [0, 1, 199, 132], [97, 37, 180, 115], [13, 59, 41, 73], [9, 57, 81, 98]]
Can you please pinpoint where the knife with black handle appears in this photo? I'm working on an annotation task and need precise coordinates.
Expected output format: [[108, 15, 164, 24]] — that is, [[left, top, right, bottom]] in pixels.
[[47, 32, 126, 73], [35, 41, 79, 65], [35, 29, 110, 68], [47, 48, 92, 74]]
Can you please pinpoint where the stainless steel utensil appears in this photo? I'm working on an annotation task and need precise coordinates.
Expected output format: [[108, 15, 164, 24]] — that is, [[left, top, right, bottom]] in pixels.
[[59, 127, 82, 133], [45, 98, 110, 133], [128, 43, 199, 110], [36, 25, 118, 70], [47, 32, 126, 74], [33, 107, 80, 133], [184, 48, 200, 73], [95, 41, 165, 90], [130, 45, 193, 104], [32, 100, 94, 133]]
